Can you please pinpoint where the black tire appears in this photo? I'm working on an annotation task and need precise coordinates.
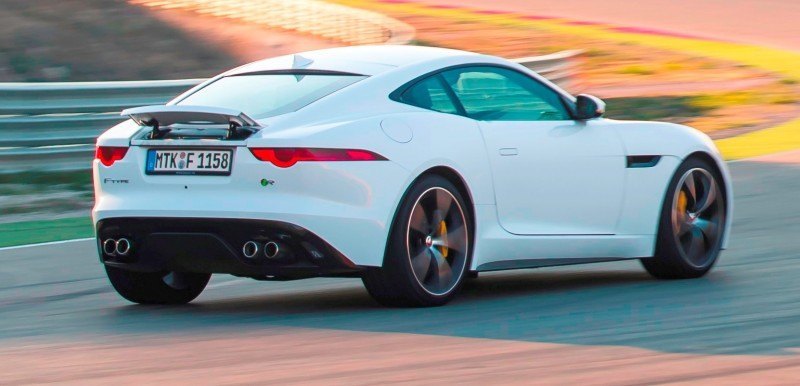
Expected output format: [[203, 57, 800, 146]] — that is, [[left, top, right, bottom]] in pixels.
[[362, 175, 472, 307], [642, 157, 727, 279], [105, 266, 211, 305]]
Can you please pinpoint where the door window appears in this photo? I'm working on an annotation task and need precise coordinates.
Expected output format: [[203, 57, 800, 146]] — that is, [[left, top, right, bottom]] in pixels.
[[441, 66, 570, 121]]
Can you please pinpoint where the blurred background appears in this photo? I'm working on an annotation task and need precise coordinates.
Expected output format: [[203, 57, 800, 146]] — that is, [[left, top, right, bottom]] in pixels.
[[0, 0, 797, 245], [2, 1, 800, 383]]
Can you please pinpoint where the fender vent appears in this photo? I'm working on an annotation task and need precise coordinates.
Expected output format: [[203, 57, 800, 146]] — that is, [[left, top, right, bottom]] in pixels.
[[627, 155, 661, 168]]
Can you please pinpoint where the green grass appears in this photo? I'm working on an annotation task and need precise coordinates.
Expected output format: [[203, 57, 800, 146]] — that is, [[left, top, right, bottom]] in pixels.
[[0, 217, 93, 248], [0, 170, 92, 187], [605, 96, 712, 121], [0, 170, 93, 196]]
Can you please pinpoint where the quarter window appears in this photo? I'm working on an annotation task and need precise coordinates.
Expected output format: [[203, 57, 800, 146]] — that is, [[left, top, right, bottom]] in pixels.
[[440, 66, 570, 121], [399, 75, 459, 114]]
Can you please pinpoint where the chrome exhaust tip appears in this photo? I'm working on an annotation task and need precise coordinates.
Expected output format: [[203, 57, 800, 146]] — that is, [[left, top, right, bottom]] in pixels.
[[115, 238, 132, 256], [102, 239, 117, 256], [264, 241, 280, 259], [242, 241, 260, 259]]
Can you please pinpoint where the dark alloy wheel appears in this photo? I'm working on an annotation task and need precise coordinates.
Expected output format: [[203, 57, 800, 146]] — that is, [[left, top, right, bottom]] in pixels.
[[642, 157, 726, 279], [105, 266, 211, 305], [362, 175, 471, 307]]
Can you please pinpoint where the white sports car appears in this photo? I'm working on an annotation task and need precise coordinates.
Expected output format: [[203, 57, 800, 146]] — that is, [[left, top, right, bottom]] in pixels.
[[93, 45, 732, 307]]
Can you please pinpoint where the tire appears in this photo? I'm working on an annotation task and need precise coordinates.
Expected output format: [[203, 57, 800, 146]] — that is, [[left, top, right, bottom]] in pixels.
[[362, 175, 472, 307], [105, 266, 211, 305], [642, 157, 727, 279]]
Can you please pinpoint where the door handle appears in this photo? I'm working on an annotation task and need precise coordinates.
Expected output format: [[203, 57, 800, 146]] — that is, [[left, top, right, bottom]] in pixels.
[[499, 148, 518, 156]]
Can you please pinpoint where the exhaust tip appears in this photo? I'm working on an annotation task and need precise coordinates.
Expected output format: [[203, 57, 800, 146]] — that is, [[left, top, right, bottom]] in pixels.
[[115, 238, 132, 256], [264, 241, 280, 259], [102, 239, 117, 256], [242, 241, 260, 259]]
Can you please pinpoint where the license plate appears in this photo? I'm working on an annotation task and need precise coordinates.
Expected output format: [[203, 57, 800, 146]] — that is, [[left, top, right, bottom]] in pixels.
[[145, 149, 233, 175]]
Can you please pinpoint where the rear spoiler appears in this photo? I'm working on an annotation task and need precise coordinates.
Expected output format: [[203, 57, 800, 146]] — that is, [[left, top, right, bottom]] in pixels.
[[121, 105, 261, 139]]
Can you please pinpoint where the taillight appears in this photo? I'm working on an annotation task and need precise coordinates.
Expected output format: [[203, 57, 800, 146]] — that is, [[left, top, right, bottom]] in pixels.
[[248, 148, 387, 168], [95, 146, 128, 167]]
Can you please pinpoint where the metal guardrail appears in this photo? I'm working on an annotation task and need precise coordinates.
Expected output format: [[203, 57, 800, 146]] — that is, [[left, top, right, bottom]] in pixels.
[[0, 52, 581, 173]]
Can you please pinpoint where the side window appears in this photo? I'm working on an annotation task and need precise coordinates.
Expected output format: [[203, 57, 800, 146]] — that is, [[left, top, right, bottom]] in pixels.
[[440, 66, 570, 121], [399, 75, 459, 114]]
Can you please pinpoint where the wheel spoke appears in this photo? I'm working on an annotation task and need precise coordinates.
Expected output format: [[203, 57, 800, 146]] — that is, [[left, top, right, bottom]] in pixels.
[[432, 223, 467, 253], [695, 218, 719, 241], [410, 247, 432, 281], [420, 192, 439, 222], [683, 173, 698, 209], [430, 209, 445, 231], [683, 228, 707, 263], [677, 217, 693, 237], [409, 203, 429, 235], [430, 248, 453, 289], [695, 179, 718, 216], [435, 188, 454, 220]]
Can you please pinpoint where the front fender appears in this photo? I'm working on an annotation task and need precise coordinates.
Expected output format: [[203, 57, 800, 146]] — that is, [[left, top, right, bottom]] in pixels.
[[613, 119, 733, 249]]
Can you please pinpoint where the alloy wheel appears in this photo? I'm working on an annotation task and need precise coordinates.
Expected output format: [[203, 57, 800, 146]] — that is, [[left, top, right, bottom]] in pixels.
[[406, 187, 469, 296], [671, 168, 724, 268]]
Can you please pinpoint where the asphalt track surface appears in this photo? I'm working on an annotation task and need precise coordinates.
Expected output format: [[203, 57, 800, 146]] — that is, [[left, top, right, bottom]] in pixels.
[[2, 154, 800, 384], [415, 0, 800, 52]]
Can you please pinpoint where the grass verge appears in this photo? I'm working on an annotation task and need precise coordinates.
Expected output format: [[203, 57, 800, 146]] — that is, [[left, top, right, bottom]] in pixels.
[[0, 217, 93, 248], [605, 96, 710, 122]]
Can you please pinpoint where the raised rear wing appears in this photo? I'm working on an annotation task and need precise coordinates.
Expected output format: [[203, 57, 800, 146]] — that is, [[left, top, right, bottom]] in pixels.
[[121, 105, 261, 128]]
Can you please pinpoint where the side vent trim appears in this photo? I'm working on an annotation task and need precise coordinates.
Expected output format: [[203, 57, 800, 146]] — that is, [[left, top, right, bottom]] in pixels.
[[627, 155, 662, 168]]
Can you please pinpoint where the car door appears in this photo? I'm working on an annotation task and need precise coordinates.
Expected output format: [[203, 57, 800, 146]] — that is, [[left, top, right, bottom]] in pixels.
[[441, 66, 626, 235]]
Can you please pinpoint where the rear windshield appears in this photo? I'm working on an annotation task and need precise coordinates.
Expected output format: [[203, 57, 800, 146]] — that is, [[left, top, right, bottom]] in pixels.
[[177, 73, 366, 119]]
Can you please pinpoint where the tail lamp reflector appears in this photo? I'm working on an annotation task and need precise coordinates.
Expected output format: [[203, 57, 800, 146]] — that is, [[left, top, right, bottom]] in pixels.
[[248, 148, 386, 168], [95, 146, 129, 167]]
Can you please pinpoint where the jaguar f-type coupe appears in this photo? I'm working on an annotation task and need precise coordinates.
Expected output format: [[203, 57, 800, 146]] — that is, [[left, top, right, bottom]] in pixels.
[[93, 45, 732, 307]]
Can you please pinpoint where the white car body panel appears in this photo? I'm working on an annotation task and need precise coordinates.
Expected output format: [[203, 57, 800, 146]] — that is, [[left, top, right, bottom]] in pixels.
[[93, 45, 733, 273], [480, 119, 626, 235]]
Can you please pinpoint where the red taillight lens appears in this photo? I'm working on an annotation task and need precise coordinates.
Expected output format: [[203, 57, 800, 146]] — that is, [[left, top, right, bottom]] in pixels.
[[95, 146, 128, 167], [248, 148, 386, 168]]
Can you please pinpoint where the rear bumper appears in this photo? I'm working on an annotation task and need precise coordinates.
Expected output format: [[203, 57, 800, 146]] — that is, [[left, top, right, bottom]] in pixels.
[[93, 148, 413, 267], [97, 217, 363, 279]]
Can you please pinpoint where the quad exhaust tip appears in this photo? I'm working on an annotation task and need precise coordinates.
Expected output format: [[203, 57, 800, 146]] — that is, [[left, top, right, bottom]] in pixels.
[[264, 241, 280, 259], [242, 241, 284, 260], [103, 238, 133, 256], [242, 241, 260, 259], [116, 238, 132, 256], [102, 239, 117, 256]]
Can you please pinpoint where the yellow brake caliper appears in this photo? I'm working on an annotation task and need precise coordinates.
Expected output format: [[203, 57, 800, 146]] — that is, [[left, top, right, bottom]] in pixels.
[[678, 190, 688, 216], [438, 220, 449, 258]]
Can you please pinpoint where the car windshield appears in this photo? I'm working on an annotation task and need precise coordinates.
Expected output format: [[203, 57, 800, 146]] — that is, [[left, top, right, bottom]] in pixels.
[[177, 73, 367, 119]]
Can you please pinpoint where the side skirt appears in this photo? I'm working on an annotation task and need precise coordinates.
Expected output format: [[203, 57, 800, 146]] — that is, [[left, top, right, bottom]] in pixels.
[[476, 257, 643, 272]]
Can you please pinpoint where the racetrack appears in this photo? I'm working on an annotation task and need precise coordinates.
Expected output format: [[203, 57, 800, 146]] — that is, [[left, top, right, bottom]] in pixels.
[[2, 155, 800, 384]]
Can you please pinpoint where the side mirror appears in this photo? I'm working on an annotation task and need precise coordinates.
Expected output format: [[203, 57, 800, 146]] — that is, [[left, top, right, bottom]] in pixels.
[[575, 94, 605, 120]]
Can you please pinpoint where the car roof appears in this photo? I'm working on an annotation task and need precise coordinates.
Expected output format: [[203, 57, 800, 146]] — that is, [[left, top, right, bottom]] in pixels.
[[224, 45, 482, 77]]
